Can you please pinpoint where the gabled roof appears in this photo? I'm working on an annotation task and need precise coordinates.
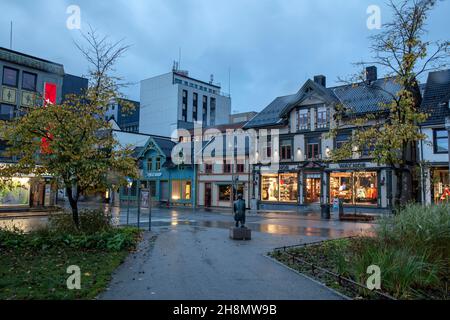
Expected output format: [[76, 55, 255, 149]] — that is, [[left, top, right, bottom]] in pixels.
[[420, 69, 450, 126], [244, 77, 402, 129], [137, 136, 176, 159]]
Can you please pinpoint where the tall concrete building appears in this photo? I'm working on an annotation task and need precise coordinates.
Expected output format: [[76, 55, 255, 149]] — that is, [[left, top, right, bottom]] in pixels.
[[0, 47, 87, 209], [139, 68, 231, 137]]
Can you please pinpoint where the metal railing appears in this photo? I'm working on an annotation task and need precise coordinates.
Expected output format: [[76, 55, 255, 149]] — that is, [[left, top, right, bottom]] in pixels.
[[273, 237, 397, 300]]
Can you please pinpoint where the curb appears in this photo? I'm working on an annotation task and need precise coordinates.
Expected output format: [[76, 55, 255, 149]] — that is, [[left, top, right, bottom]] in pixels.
[[263, 254, 351, 300]]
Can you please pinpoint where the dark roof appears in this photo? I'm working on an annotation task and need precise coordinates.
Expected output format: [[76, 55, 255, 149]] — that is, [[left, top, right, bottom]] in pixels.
[[420, 69, 450, 125], [153, 137, 176, 158], [244, 77, 402, 129], [243, 94, 296, 129], [331, 78, 401, 114]]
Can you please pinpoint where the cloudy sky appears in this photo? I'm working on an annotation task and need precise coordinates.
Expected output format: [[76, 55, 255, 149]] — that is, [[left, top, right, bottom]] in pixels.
[[1, 0, 449, 113]]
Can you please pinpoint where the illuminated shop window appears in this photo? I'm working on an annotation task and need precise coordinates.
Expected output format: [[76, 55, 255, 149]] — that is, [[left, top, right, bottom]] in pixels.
[[261, 174, 298, 203], [329, 171, 378, 206]]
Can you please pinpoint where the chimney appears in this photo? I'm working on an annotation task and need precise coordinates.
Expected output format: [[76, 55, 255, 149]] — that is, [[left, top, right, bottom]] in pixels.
[[314, 75, 326, 87], [365, 66, 377, 83]]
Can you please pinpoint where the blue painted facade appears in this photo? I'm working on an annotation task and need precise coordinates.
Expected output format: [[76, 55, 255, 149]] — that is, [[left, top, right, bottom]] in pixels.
[[120, 136, 196, 207]]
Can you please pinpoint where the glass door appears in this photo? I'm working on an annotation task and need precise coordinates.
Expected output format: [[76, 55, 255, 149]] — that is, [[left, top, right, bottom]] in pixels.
[[306, 178, 321, 203]]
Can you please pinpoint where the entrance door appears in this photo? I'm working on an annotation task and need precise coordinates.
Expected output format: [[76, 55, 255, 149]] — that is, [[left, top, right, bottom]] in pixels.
[[204, 183, 212, 207], [306, 178, 321, 203], [30, 181, 45, 207], [160, 181, 169, 201]]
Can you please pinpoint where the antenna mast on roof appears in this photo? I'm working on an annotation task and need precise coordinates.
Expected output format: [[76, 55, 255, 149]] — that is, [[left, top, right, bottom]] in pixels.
[[178, 47, 182, 70]]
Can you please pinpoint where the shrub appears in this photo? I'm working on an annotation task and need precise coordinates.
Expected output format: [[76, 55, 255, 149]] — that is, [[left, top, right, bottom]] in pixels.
[[351, 238, 441, 299], [377, 203, 450, 261], [48, 209, 113, 234]]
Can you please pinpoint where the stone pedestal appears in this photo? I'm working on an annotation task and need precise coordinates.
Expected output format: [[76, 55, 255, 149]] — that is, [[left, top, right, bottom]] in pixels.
[[229, 227, 251, 240]]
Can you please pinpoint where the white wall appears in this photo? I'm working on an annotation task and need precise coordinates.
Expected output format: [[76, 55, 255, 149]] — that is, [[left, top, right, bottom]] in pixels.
[[140, 73, 179, 137], [420, 127, 449, 163]]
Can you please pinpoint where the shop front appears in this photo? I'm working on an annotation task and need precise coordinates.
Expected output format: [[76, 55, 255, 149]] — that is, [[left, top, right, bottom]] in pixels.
[[0, 176, 57, 209], [0, 177, 30, 207], [260, 172, 298, 204], [326, 162, 390, 210]]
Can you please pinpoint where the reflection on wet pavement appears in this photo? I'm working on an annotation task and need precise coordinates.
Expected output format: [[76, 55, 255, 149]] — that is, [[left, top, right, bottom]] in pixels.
[[0, 217, 48, 233], [1, 206, 374, 238], [124, 217, 372, 238]]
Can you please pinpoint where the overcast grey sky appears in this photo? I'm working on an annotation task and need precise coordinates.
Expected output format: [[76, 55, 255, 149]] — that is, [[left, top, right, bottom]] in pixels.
[[1, 0, 449, 113]]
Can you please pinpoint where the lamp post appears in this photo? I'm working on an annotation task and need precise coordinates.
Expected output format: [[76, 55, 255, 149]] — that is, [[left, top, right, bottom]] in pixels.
[[137, 179, 141, 229], [126, 179, 133, 226]]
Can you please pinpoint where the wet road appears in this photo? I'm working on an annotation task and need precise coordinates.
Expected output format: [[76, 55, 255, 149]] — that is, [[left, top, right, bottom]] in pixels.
[[2, 205, 374, 299], [98, 207, 373, 300]]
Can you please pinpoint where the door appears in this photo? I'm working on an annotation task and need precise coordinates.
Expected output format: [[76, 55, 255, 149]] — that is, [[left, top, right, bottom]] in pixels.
[[204, 183, 211, 207], [306, 178, 321, 203], [160, 181, 169, 201]]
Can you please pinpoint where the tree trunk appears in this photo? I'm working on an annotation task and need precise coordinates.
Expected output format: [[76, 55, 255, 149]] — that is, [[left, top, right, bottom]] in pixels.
[[66, 186, 80, 229]]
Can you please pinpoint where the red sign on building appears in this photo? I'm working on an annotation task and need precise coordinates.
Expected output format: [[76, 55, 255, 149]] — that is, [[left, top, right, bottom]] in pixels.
[[41, 82, 57, 154], [44, 82, 57, 106]]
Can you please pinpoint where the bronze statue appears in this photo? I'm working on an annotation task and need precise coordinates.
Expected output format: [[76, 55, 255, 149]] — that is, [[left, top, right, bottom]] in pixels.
[[233, 194, 246, 228]]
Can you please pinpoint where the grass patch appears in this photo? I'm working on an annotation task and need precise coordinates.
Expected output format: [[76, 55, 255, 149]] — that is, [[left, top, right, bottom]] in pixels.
[[0, 210, 142, 300], [270, 204, 450, 300]]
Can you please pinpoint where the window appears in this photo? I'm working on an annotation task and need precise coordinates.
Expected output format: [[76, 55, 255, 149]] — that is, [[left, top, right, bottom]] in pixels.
[[306, 137, 320, 160], [202, 95, 208, 124], [316, 108, 328, 129], [0, 177, 30, 206], [147, 159, 152, 172], [210, 97, 216, 126], [182, 90, 188, 121], [183, 181, 191, 200], [335, 133, 350, 150], [205, 163, 213, 173], [0, 140, 9, 159], [236, 163, 245, 173], [155, 157, 161, 171], [297, 110, 309, 131], [172, 181, 181, 200], [261, 174, 298, 202], [193, 93, 198, 121], [0, 104, 14, 120], [2, 67, 18, 87], [329, 172, 378, 206], [219, 185, 232, 201], [172, 180, 192, 200], [432, 168, 449, 203], [22, 72, 37, 91], [223, 160, 231, 173], [261, 135, 272, 159], [281, 140, 292, 160], [434, 129, 448, 153]]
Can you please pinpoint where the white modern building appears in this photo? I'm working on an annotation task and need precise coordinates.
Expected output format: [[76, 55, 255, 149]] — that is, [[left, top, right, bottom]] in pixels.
[[139, 69, 231, 137]]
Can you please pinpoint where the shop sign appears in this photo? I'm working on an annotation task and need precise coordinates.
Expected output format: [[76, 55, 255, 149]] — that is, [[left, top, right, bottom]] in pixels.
[[338, 163, 367, 169], [146, 172, 162, 178]]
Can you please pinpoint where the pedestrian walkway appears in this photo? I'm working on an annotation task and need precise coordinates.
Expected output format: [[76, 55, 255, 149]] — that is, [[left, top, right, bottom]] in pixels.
[[99, 225, 345, 300]]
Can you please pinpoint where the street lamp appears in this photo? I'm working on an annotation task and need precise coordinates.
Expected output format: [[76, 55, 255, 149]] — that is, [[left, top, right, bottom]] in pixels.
[[126, 179, 133, 226]]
